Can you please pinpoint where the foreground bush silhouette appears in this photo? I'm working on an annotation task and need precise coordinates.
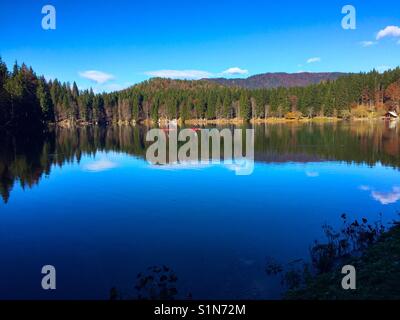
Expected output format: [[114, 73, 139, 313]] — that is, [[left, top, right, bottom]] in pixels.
[[266, 214, 400, 299], [110, 265, 191, 300]]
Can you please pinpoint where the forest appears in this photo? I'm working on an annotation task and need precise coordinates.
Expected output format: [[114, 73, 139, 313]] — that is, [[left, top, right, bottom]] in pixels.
[[1, 56, 400, 129]]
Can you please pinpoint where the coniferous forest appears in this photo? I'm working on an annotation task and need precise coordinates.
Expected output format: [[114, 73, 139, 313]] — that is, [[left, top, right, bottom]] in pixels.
[[1, 57, 400, 129]]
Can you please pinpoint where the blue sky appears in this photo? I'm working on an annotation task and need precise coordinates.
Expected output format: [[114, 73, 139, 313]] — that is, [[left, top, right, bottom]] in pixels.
[[1, 0, 400, 92]]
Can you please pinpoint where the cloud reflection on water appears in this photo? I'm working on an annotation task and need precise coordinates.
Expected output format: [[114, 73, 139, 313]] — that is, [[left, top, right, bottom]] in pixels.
[[84, 159, 119, 172], [359, 185, 400, 205]]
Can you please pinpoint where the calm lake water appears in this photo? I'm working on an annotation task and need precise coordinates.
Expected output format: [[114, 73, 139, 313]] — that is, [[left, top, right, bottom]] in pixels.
[[1, 121, 400, 299]]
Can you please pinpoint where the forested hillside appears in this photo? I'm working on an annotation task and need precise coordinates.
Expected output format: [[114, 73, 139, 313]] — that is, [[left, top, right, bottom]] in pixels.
[[1, 57, 400, 128], [204, 72, 346, 89]]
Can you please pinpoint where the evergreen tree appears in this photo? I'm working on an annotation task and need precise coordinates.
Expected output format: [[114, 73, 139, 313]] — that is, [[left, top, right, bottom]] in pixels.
[[72, 81, 79, 98], [37, 76, 54, 122], [239, 91, 251, 120], [180, 101, 190, 122], [0, 57, 10, 125]]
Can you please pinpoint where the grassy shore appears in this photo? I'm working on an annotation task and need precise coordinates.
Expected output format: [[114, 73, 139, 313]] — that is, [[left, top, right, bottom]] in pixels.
[[285, 223, 400, 300], [252, 116, 342, 124], [179, 116, 386, 126], [54, 116, 395, 127], [180, 116, 342, 126]]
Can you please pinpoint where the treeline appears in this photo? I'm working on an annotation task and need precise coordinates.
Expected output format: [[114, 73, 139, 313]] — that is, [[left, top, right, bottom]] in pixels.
[[0, 58, 103, 128], [1, 57, 400, 128]]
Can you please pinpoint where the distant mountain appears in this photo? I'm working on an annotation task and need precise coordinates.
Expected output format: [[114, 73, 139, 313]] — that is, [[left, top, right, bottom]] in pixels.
[[204, 72, 347, 89]]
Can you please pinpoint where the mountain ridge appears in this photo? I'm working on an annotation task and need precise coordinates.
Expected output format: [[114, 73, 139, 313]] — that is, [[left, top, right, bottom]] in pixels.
[[202, 72, 348, 89]]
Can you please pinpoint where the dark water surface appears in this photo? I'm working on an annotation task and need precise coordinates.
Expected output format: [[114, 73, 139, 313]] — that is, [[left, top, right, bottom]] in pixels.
[[1, 121, 400, 299]]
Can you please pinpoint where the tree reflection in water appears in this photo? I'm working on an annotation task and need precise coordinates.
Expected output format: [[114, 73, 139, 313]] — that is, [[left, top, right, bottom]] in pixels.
[[1, 121, 399, 203]]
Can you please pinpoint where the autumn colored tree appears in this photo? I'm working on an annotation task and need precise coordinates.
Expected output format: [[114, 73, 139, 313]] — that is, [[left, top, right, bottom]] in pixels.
[[385, 80, 400, 112]]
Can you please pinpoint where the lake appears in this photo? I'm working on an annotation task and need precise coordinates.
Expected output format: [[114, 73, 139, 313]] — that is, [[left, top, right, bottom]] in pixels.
[[1, 121, 399, 299]]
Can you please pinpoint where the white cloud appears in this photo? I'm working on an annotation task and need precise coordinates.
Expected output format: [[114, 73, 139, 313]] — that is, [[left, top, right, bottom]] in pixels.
[[144, 67, 250, 79], [222, 67, 248, 75], [376, 65, 392, 73], [376, 25, 400, 40], [371, 187, 400, 205], [79, 70, 115, 84], [84, 159, 118, 172], [360, 41, 377, 47], [306, 57, 321, 64], [144, 69, 212, 80], [359, 185, 371, 191]]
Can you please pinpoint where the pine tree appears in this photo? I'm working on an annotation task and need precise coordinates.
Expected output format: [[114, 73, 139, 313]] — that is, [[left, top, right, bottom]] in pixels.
[[180, 100, 189, 122], [239, 91, 251, 120], [36, 76, 54, 122], [72, 81, 79, 98], [151, 95, 159, 123], [0, 57, 10, 125], [206, 91, 217, 119]]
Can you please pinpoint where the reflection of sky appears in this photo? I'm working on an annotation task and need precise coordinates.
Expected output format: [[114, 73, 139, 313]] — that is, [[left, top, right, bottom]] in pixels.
[[147, 159, 255, 176], [78, 152, 145, 173], [79, 153, 400, 208], [84, 159, 118, 172], [359, 185, 400, 205], [2, 153, 400, 299], [372, 188, 400, 205], [305, 171, 319, 177]]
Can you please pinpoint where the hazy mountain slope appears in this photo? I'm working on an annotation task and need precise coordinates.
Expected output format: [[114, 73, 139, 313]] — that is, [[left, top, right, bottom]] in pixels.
[[204, 72, 347, 89]]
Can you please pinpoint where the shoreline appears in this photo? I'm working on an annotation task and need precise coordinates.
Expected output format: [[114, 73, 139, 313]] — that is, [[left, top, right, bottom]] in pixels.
[[51, 116, 396, 128], [286, 223, 400, 300]]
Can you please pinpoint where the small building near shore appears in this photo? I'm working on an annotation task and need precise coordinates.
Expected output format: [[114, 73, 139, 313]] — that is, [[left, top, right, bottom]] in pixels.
[[385, 111, 399, 119]]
